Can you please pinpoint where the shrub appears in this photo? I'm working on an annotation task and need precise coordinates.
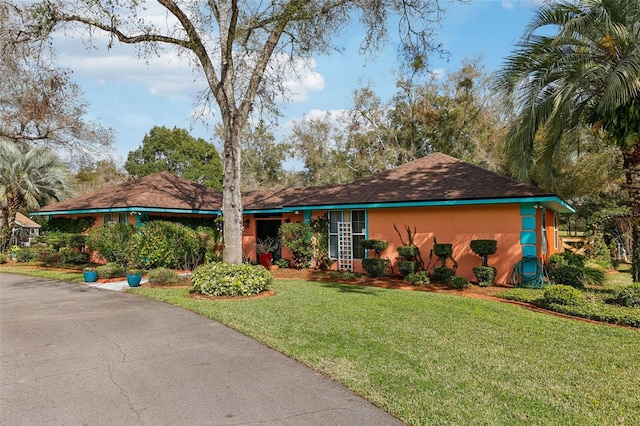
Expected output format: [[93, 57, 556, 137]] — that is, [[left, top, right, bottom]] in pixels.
[[549, 265, 584, 288], [405, 271, 430, 286], [432, 266, 455, 283], [362, 258, 388, 278], [449, 276, 470, 289], [15, 247, 35, 263], [397, 245, 419, 259], [398, 260, 417, 277], [582, 267, 605, 286], [86, 222, 136, 266], [43, 216, 96, 234], [433, 243, 453, 259], [59, 248, 90, 265], [612, 283, 640, 308], [547, 252, 585, 271], [361, 239, 388, 257], [470, 239, 497, 266], [0, 253, 7, 264], [131, 221, 203, 270], [147, 268, 184, 286], [273, 258, 289, 268], [38, 248, 62, 267], [279, 222, 313, 269], [473, 266, 496, 286], [96, 262, 126, 279], [543, 285, 585, 306], [191, 262, 273, 297]]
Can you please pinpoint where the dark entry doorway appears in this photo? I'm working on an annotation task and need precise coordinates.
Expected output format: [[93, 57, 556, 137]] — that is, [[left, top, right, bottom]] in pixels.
[[256, 219, 282, 259]]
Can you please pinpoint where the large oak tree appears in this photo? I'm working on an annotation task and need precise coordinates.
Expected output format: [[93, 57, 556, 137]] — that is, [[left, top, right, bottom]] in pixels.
[[24, 0, 454, 263]]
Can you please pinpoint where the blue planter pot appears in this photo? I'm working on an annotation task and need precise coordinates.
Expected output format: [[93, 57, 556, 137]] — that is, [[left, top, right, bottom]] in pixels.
[[83, 270, 98, 283], [127, 273, 142, 287]]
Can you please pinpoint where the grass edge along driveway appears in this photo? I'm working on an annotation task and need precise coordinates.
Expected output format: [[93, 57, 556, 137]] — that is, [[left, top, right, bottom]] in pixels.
[[131, 280, 640, 426]]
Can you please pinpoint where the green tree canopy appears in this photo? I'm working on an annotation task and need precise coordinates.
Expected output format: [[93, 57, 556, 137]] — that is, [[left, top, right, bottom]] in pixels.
[[495, 0, 640, 281], [125, 126, 223, 190], [0, 137, 74, 250]]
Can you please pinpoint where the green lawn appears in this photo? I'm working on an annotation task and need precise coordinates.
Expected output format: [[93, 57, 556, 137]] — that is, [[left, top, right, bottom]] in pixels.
[[131, 280, 640, 425], [0, 265, 85, 282]]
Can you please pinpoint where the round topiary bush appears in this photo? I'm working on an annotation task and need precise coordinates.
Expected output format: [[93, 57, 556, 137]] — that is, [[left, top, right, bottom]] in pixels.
[[433, 243, 453, 259], [470, 239, 497, 266], [543, 284, 585, 306], [473, 266, 496, 286], [398, 260, 417, 277], [361, 239, 388, 258], [191, 262, 273, 297], [397, 245, 419, 259], [432, 266, 455, 283], [361, 258, 388, 278], [549, 265, 584, 288]]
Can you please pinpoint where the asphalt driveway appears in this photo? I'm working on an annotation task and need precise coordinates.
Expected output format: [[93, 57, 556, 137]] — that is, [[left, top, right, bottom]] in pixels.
[[0, 274, 402, 425]]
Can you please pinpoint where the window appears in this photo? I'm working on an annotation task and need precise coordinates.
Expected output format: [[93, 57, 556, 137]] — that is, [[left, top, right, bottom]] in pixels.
[[553, 212, 558, 250], [351, 210, 366, 259], [102, 213, 113, 225], [328, 211, 342, 259], [117, 213, 128, 224]]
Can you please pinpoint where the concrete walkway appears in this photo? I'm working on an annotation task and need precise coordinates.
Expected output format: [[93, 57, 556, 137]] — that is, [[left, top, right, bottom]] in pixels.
[[0, 273, 402, 425]]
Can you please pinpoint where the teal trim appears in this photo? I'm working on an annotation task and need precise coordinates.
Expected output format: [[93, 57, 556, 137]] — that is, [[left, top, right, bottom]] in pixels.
[[31, 206, 222, 216], [520, 231, 536, 245], [304, 211, 312, 223], [289, 196, 574, 213], [523, 245, 537, 257], [522, 217, 536, 231], [243, 208, 291, 215], [520, 205, 536, 215]]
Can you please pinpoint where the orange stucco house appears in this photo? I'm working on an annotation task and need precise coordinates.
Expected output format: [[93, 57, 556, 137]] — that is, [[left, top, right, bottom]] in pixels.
[[34, 153, 572, 284]]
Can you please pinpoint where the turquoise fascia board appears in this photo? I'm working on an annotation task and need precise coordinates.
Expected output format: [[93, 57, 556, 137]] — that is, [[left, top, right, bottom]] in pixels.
[[242, 208, 295, 215], [31, 206, 222, 216], [522, 245, 537, 257], [289, 196, 574, 213]]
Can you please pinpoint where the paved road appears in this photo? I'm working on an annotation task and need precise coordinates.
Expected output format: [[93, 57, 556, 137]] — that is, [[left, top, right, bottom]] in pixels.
[[0, 274, 402, 425]]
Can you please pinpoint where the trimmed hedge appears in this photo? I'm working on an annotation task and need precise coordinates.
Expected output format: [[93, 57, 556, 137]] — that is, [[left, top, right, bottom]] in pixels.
[[549, 265, 584, 288], [362, 258, 388, 278], [543, 285, 585, 306], [132, 221, 203, 270], [96, 262, 127, 279], [191, 262, 273, 297], [147, 268, 184, 286], [433, 266, 455, 283], [612, 283, 640, 308]]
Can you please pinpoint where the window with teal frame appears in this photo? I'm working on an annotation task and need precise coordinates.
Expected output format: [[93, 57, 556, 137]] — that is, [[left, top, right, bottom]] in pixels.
[[351, 210, 366, 259]]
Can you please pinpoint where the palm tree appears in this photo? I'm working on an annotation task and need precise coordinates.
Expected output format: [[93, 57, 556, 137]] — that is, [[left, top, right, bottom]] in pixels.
[[495, 0, 640, 281], [0, 138, 75, 250]]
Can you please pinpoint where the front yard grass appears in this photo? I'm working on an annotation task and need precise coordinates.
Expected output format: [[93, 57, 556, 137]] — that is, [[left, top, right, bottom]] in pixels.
[[0, 265, 85, 282], [130, 280, 640, 425]]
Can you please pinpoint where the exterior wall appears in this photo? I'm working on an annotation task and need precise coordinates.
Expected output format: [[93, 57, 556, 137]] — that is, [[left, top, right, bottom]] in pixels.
[[365, 204, 522, 284], [241, 211, 306, 262]]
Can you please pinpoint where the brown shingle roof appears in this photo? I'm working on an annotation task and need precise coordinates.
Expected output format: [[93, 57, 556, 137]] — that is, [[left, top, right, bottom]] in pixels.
[[242, 186, 336, 211], [280, 153, 554, 207], [38, 171, 223, 213]]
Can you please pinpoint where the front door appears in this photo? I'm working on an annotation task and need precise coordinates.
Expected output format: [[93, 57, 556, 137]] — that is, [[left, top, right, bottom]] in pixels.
[[256, 219, 282, 260]]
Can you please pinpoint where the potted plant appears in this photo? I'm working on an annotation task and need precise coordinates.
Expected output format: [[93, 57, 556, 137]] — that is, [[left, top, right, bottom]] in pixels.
[[83, 267, 98, 283], [126, 268, 144, 287], [470, 239, 497, 286], [256, 236, 278, 269]]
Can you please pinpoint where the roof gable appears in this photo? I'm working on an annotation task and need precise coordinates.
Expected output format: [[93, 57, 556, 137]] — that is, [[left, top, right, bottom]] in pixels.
[[38, 172, 223, 213], [282, 153, 554, 207]]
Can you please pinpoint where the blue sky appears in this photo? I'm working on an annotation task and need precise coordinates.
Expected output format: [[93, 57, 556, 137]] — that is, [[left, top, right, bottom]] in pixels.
[[53, 0, 542, 166]]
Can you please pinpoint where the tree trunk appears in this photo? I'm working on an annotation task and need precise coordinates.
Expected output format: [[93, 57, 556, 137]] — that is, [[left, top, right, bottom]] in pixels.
[[623, 142, 640, 282], [221, 118, 244, 264]]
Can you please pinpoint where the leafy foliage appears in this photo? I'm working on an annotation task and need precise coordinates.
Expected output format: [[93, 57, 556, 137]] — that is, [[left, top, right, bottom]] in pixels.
[[362, 258, 388, 278], [433, 266, 455, 283], [547, 252, 586, 271], [125, 126, 223, 190], [473, 266, 496, 286], [543, 285, 585, 306], [405, 271, 430, 286], [191, 262, 273, 297], [549, 266, 585, 289], [361, 239, 388, 258], [131, 221, 203, 270], [611, 283, 640, 308], [279, 222, 313, 269], [147, 268, 184, 286], [96, 262, 126, 279], [86, 222, 135, 266], [42, 216, 96, 234], [470, 239, 497, 266], [448, 276, 470, 289], [398, 260, 417, 277]]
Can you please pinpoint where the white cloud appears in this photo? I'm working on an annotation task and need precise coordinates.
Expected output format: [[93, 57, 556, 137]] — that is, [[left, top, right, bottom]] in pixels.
[[502, 1, 515, 10]]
